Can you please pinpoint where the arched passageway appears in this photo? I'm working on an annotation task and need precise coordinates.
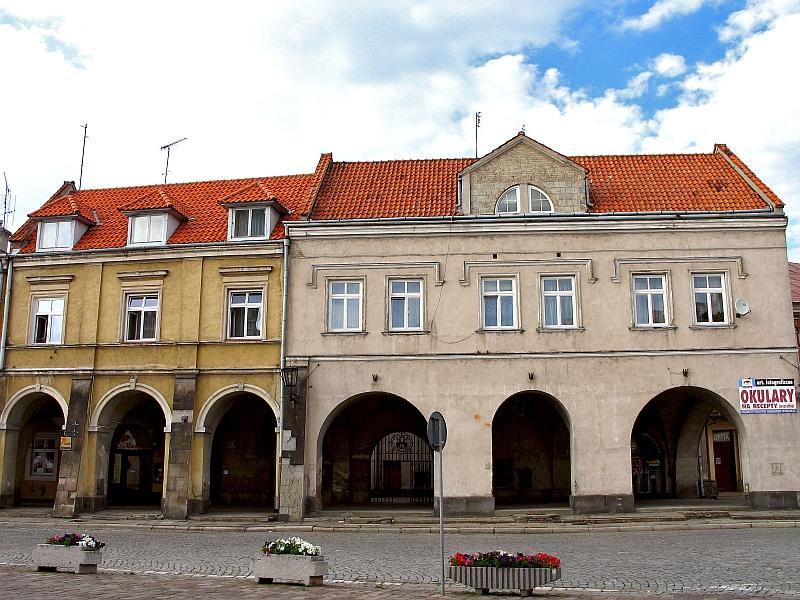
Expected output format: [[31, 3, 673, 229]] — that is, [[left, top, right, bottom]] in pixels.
[[492, 392, 571, 505], [320, 393, 432, 507], [209, 394, 276, 508], [631, 386, 745, 502], [0, 390, 66, 506]]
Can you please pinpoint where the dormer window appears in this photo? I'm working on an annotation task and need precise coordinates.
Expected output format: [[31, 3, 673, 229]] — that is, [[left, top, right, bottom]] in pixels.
[[497, 187, 520, 214], [38, 220, 74, 251], [231, 207, 268, 239], [529, 187, 553, 213], [129, 213, 167, 245]]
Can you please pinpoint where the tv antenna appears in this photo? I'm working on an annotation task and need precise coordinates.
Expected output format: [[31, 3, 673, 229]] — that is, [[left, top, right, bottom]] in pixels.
[[160, 137, 187, 184], [79, 123, 88, 189], [475, 111, 481, 158], [2, 172, 15, 230]]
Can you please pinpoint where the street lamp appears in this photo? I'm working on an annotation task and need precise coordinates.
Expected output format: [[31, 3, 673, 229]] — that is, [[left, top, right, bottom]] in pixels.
[[280, 366, 298, 389]]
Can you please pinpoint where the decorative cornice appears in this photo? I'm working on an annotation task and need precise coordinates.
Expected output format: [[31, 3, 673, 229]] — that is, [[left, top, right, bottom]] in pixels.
[[117, 270, 168, 281], [611, 256, 747, 283], [218, 266, 273, 276], [25, 274, 75, 285], [307, 262, 444, 288], [460, 259, 596, 286]]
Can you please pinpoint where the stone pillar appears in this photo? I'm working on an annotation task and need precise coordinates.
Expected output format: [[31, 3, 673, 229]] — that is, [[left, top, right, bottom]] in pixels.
[[162, 372, 195, 519], [0, 428, 21, 507], [280, 368, 307, 521], [53, 377, 92, 518]]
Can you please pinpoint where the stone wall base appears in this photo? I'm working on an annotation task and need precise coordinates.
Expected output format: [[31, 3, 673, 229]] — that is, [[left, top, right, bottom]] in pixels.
[[0, 493, 14, 508], [71, 495, 107, 515], [750, 490, 800, 510], [279, 461, 305, 521], [187, 498, 210, 515], [434, 495, 495, 516], [571, 494, 635, 514]]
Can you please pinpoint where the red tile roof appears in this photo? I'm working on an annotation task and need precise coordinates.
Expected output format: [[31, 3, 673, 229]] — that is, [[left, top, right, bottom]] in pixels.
[[789, 262, 800, 304], [12, 138, 783, 252], [12, 173, 317, 252], [311, 158, 475, 220]]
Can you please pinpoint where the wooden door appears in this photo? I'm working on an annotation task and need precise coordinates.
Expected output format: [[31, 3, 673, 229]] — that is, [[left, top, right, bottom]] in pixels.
[[712, 430, 737, 492]]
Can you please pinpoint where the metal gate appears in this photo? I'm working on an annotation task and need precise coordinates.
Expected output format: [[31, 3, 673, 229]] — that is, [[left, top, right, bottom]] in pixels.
[[370, 431, 433, 504]]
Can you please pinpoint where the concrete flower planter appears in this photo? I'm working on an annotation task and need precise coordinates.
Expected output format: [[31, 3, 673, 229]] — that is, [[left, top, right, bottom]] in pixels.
[[448, 565, 561, 596], [251, 553, 329, 586], [33, 544, 102, 574]]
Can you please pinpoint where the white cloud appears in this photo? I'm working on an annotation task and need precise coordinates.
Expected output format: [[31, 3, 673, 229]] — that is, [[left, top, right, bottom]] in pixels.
[[621, 0, 712, 31], [652, 52, 687, 77], [719, 0, 800, 40]]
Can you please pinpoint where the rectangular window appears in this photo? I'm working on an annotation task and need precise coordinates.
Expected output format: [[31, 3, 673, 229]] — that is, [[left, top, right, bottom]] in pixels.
[[633, 275, 667, 326], [228, 291, 263, 338], [482, 277, 517, 329], [693, 273, 727, 324], [231, 207, 267, 238], [541, 276, 576, 328], [389, 279, 423, 331], [329, 280, 362, 332], [39, 220, 72, 250], [129, 213, 166, 244], [32, 297, 64, 344], [30, 435, 58, 477], [125, 294, 159, 341]]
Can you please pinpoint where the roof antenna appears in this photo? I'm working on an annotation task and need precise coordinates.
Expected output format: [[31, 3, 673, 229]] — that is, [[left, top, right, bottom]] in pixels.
[[78, 123, 88, 190], [161, 137, 188, 184], [2, 172, 15, 230], [475, 111, 481, 158]]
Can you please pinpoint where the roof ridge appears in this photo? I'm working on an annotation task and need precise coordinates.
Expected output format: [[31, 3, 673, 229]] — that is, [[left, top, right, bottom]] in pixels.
[[75, 172, 314, 194], [332, 157, 475, 166]]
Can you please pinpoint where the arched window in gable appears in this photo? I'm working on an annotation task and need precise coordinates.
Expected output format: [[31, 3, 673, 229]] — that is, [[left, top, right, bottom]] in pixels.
[[529, 186, 554, 213], [496, 187, 520, 215]]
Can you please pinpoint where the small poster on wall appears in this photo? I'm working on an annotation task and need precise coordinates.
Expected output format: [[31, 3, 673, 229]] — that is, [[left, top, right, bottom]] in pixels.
[[738, 378, 797, 414]]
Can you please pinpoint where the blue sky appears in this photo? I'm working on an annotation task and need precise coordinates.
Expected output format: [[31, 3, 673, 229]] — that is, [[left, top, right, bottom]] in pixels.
[[1, 0, 799, 255]]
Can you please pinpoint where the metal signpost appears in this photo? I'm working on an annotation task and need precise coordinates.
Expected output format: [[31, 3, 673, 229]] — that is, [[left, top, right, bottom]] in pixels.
[[427, 411, 447, 595]]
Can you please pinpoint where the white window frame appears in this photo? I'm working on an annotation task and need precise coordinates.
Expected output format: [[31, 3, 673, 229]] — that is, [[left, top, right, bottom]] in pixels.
[[632, 273, 669, 328], [37, 220, 73, 251], [691, 272, 729, 325], [128, 213, 167, 245], [496, 187, 521, 215], [528, 186, 554, 213], [228, 206, 269, 240], [388, 278, 424, 332], [328, 279, 364, 332], [481, 276, 518, 330], [540, 275, 578, 329], [227, 289, 265, 339], [123, 293, 161, 342], [28, 433, 58, 480], [30, 296, 65, 345]]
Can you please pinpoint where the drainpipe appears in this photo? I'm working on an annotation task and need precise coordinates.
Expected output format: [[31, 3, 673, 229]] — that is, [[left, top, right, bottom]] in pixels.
[[276, 236, 290, 512], [0, 256, 12, 370]]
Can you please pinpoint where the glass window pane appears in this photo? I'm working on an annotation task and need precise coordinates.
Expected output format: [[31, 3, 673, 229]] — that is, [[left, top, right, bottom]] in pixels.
[[346, 282, 360, 295], [233, 210, 248, 237], [48, 315, 63, 343], [652, 294, 665, 324], [346, 297, 359, 329], [391, 298, 404, 329], [331, 298, 344, 329], [544, 296, 557, 326], [51, 298, 64, 313], [149, 214, 165, 242], [484, 297, 497, 327], [711, 292, 725, 322], [331, 282, 345, 295], [695, 293, 709, 322], [649, 277, 663, 290], [129, 297, 143, 308], [408, 297, 421, 328], [483, 279, 497, 292], [57, 221, 71, 247], [633, 277, 647, 291], [133, 217, 148, 243], [635, 294, 649, 325], [248, 292, 262, 304], [127, 311, 141, 340], [143, 311, 157, 339], [391, 281, 404, 294], [499, 279, 513, 292], [230, 292, 246, 305], [560, 295, 574, 325], [34, 315, 48, 343], [144, 297, 159, 308], [36, 298, 51, 313], [246, 307, 261, 336], [407, 281, 420, 294], [709, 275, 722, 288], [250, 209, 266, 236], [558, 278, 573, 291], [693, 276, 707, 289], [500, 296, 514, 326], [230, 306, 245, 337], [41, 222, 57, 247], [543, 279, 557, 292]]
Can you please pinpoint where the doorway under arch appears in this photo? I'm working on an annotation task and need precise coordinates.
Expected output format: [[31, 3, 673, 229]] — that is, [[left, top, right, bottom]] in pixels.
[[492, 391, 571, 505], [630, 386, 746, 502], [320, 393, 432, 507]]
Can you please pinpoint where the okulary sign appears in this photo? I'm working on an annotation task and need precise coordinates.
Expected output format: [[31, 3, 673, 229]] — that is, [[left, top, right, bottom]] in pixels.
[[738, 378, 797, 414]]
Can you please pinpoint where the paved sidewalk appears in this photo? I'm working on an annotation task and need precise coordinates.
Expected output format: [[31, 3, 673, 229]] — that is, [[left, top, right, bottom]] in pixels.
[[0, 566, 775, 600]]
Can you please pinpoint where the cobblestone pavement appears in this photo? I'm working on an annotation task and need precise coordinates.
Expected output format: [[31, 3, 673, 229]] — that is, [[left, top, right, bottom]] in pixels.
[[0, 525, 798, 598]]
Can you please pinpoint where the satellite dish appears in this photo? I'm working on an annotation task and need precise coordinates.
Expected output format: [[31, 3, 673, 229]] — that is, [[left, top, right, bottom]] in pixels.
[[735, 298, 751, 317]]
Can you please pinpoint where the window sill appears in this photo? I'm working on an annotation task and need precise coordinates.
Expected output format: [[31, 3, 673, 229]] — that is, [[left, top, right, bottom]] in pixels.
[[224, 338, 269, 343], [476, 328, 524, 333], [537, 326, 585, 333], [383, 330, 430, 335], [322, 331, 368, 336], [629, 325, 678, 332], [29, 342, 63, 347], [689, 323, 736, 330]]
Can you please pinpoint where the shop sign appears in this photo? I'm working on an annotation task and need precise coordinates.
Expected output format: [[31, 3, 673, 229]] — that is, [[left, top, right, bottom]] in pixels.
[[738, 378, 796, 414], [59, 436, 73, 451]]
